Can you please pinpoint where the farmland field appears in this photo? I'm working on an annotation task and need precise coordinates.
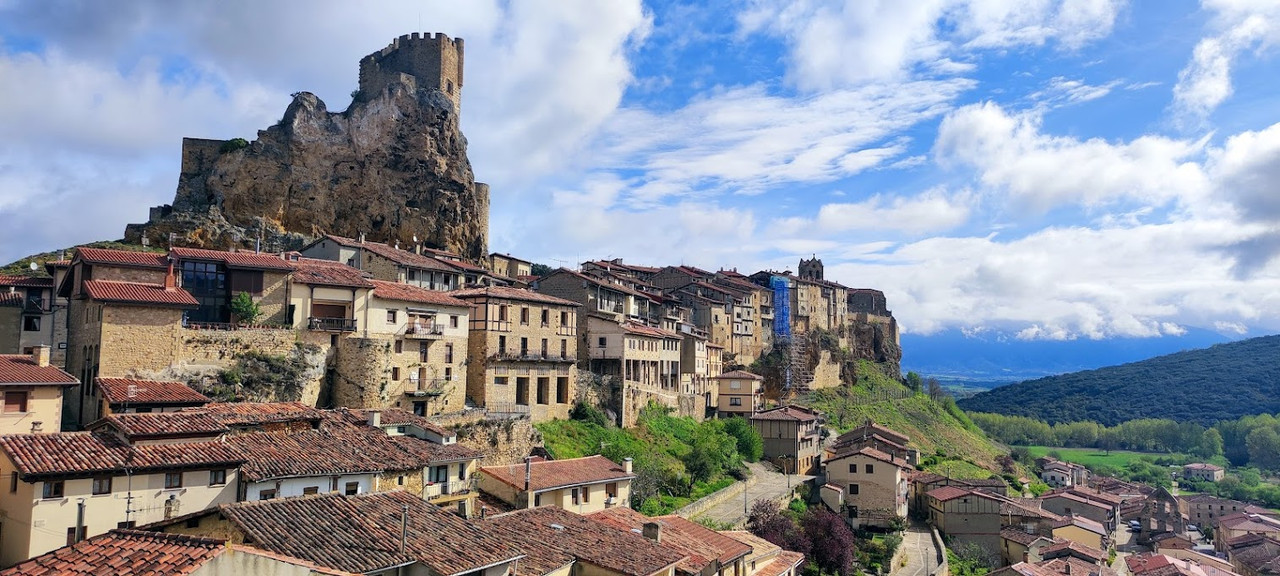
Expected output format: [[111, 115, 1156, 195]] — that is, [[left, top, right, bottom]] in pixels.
[[1023, 445, 1184, 470]]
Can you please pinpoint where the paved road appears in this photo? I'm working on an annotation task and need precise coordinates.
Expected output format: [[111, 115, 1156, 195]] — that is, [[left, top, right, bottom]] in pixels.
[[688, 462, 813, 527], [893, 520, 940, 576]]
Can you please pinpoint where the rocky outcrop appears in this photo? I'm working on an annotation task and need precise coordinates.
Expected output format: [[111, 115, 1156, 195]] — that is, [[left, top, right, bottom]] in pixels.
[[851, 318, 901, 378], [126, 35, 488, 259]]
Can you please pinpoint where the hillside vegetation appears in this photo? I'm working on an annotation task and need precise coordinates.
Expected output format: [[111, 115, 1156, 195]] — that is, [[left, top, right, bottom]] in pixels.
[[803, 361, 1008, 472], [1, 240, 162, 276], [958, 335, 1280, 426]]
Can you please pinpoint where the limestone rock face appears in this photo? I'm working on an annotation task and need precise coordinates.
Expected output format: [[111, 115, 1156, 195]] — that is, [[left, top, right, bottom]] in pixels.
[[126, 81, 488, 259]]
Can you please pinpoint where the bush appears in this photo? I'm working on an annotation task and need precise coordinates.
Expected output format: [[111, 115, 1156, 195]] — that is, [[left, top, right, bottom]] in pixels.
[[570, 401, 610, 427], [722, 416, 764, 462], [219, 138, 249, 153], [230, 292, 262, 325]]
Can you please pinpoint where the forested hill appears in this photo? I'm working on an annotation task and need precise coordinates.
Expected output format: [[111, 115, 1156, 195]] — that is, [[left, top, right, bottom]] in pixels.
[[956, 334, 1280, 426]]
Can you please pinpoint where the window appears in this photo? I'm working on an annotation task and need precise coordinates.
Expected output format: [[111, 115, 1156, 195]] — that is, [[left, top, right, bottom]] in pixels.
[[445, 343, 454, 363], [556, 377, 569, 404], [387, 310, 397, 323], [66, 526, 86, 545], [730, 397, 742, 406], [571, 488, 580, 505], [520, 337, 528, 355], [583, 486, 591, 503], [9, 472, 16, 493], [865, 464, 874, 474], [498, 335, 507, 354], [534, 494, 542, 507], [345, 482, 359, 496], [420, 342, 429, 362], [229, 270, 264, 294], [258, 489, 276, 500], [520, 308, 529, 324], [209, 469, 227, 486], [495, 376, 508, 386], [3, 391, 28, 413], [598, 337, 606, 348], [848, 464, 857, 474], [303, 486, 320, 495], [498, 305, 508, 321], [22, 316, 39, 332], [560, 339, 567, 358], [397, 475, 405, 486], [606, 482, 618, 498], [392, 367, 401, 380], [164, 472, 183, 489], [560, 311, 568, 325], [848, 484, 859, 495], [729, 380, 741, 390], [394, 340, 403, 354], [92, 476, 112, 495], [43, 480, 64, 499], [541, 309, 549, 326], [185, 517, 201, 529], [540, 339, 548, 356]]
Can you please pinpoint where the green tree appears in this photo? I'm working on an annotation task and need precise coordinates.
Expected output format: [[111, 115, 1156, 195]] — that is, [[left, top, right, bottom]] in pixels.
[[229, 292, 261, 325], [906, 371, 924, 393], [1247, 426, 1280, 470], [721, 417, 764, 462], [1194, 428, 1225, 460], [684, 424, 737, 484]]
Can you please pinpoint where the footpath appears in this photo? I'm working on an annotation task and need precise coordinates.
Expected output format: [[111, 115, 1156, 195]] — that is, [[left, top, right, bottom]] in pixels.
[[892, 519, 943, 576], [679, 461, 813, 527]]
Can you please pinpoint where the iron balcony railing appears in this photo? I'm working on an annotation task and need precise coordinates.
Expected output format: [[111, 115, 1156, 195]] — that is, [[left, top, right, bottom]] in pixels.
[[404, 378, 452, 396], [491, 351, 575, 363], [308, 317, 357, 332], [405, 322, 445, 338]]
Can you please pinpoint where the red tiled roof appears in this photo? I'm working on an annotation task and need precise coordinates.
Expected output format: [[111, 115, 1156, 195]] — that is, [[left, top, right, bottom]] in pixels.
[[0, 529, 224, 576], [1184, 463, 1225, 471], [1042, 539, 1107, 563], [96, 377, 210, 406], [757, 551, 807, 576], [1053, 515, 1107, 535], [289, 257, 374, 288], [329, 407, 452, 438], [1002, 527, 1052, 547], [0, 355, 78, 385], [89, 412, 228, 440], [0, 275, 53, 288], [0, 431, 245, 480], [928, 486, 981, 502], [836, 421, 910, 445], [370, 280, 470, 307], [622, 321, 681, 339], [169, 246, 294, 271], [322, 235, 462, 273], [75, 247, 168, 269], [480, 455, 633, 492], [226, 429, 384, 481], [830, 446, 913, 469], [485, 506, 687, 576], [750, 405, 819, 422], [588, 507, 752, 572], [82, 280, 198, 307], [219, 490, 525, 575], [193, 401, 327, 427], [0, 293, 22, 307], [713, 370, 763, 380], [451, 285, 581, 307]]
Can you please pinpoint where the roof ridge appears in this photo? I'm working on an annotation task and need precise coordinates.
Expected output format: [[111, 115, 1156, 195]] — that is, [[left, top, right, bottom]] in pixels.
[[111, 528, 226, 547]]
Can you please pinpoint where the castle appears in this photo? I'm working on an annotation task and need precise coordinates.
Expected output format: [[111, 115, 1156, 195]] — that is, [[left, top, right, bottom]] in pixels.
[[357, 32, 465, 112]]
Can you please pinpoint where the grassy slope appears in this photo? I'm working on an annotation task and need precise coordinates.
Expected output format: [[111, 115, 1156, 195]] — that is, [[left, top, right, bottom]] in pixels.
[[804, 361, 1008, 472], [1023, 445, 1185, 470], [1, 241, 162, 276]]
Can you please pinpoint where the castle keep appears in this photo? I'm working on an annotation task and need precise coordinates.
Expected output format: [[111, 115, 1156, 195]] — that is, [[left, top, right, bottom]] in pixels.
[[358, 33, 464, 112]]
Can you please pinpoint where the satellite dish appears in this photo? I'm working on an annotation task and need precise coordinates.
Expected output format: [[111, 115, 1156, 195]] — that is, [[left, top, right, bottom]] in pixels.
[[29, 262, 38, 271]]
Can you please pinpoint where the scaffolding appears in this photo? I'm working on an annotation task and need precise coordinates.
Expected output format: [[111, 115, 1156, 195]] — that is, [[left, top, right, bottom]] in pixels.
[[770, 275, 792, 389]]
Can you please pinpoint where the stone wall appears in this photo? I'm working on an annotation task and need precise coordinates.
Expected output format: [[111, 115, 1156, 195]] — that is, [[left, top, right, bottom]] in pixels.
[[99, 306, 185, 377], [332, 336, 393, 408], [620, 384, 703, 428], [437, 412, 543, 466], [0, 307, 19, 354], [253, 271, 290, 325], [178, 327, 300, 369]]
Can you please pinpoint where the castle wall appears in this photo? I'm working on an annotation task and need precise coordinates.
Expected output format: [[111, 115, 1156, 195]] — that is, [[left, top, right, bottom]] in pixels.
[[358, 32, 464, 112]]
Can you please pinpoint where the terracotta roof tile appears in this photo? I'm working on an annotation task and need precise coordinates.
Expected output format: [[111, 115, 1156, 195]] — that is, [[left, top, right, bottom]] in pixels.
[[757, 551, 807, 576], [1002, 527, 1052, 546], [0, 529, 224, 576], [588, 507, 751, 572], [96, 377, 210, 406], [750, 405, 820, 422], [0, 293, 22, 307], [329, 407, 452, 438], [480, 455, 634, 492], [219, 490, 524, 575], [1042, 539, 1107, 563], [194, 401, 327, 428], [289, 257, 374, 288], [226, 429, 385, 482], [371, 280, 470, 307], [485, 506, 686, 576], [928, 486, 981, 502], [89, 412, 228, 440], [451, 285, 581, 307], [169, 246, 294, 270], [622, 321, 681, 339], [829, 446, 913, 469], [323, 235, 462, 273], [0, 275, 53, 288], [82, 280, 199, 307], [1053, 515, 1107, 535], [0, 431, 245, 480], [0, 355, 78, 385], [75, 247, 168, 269], [836, 421, 910, 445], [713, 370, 763, 380]]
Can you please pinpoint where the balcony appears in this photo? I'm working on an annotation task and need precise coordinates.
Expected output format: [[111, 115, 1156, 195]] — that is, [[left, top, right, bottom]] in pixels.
[[491, 350, 576, 363], [404, 378, 451, 397], [308, 317, 357, 332], [23, 297, 47, 313], [405, 322, 444, 339], [425, 477, 478, 503], [556, 325, 577, 336]]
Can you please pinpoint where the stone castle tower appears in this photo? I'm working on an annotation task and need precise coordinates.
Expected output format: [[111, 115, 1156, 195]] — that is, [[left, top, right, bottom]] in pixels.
[[358, 32, 464, 112], [798, 257, 824, 281]]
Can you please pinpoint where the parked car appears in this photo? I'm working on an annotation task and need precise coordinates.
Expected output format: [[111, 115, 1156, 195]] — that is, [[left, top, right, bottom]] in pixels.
[[1188, 524, 1199, 532]]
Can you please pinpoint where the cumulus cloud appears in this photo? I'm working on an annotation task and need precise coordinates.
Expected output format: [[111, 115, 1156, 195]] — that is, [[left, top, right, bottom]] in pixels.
[[1172, 0, 1280, 125]]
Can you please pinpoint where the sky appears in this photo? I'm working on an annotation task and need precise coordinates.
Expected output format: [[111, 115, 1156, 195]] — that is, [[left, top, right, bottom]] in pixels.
[[1, 0, 1279, 341]]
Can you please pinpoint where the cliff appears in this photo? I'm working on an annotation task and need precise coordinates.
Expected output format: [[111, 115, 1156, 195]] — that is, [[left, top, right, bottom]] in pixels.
[[126, 33, 489, 259]]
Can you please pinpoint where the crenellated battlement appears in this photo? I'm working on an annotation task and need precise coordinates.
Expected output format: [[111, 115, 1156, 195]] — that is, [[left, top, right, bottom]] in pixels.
[[357, 32, 464, 112]]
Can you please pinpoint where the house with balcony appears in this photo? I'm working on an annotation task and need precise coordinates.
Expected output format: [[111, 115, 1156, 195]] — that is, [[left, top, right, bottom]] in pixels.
[[287, 257, 372, 335], [478, 455, 634, 513], [0, 428, 244, 567], [715, 370, 764, 417], [750, 405, 822, 474], [453, 286, 579, 422], [168, 247, 294, 327], [0, 275, 56, 360], [300, 234, 465, 292], [0, 347, 77, 435]]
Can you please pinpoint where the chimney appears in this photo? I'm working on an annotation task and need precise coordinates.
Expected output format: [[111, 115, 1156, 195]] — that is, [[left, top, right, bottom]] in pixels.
[[524, 456, 533, 493], [163, 257, 177, 289], [642, 521, 662, 543], [359, 232, 366, 244], [623, 457, 633, 474], [367, 410, 382, 428], [32, 345, 50, 368]]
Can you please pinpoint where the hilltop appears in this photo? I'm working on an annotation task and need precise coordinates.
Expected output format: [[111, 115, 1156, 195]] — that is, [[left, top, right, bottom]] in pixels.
[[957, 334, 1280, 426]]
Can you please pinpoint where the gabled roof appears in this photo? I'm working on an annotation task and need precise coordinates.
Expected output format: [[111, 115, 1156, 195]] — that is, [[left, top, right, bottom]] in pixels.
[[1184, 463, 1225, 471], [622, 321, 681, 339], [450, 285, 580, 307], [479, 455, 633, 492], [1042, 539, 1107, 563], [1041, 491, 1112, 511], [88, 412, 228, 441], [836, 421, 910, 446], [327, 407, 452, 438], [1053, 515, 1107, 536], [218, 491, 524, 575], [713, 370, 763, 381], [828, 446, 913, 469], [0, 275, 53, 288], [0, 431, 245, 480], [193, 401, 327, 428], [927, 485, 978, 502], [321, 234, 462, 273], [168, 247, 293, 271], [751, 405, 820, 422], [82, 280, 199, 308], [74, 247, 168, 269], [289, 257, 374, 288], [588, 507, 752, 573], [1001, 527, 1054, 547], [96, 377, 210, 406], [0, 529, 359, 576], [0, 355, 78, 385], [485, 506, 687, 576], [371, 280, 470, 307], [226, 428, 386, 481]]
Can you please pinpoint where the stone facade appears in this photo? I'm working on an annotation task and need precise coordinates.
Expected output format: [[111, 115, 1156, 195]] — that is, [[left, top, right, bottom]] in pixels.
[[826, 451, 909, 529], [358, 33, 464, 112]]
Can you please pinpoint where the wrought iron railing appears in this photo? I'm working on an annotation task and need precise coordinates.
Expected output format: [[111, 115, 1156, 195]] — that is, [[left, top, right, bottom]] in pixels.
[[308, 317, 357, 332]]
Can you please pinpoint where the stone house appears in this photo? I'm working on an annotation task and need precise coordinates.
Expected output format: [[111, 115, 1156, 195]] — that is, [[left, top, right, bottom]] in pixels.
[[591, 318, 684, 427], [1227, 534, 1280, 576], [581, 258, 663, 285], [927, 486, 1064, 566], [286, 256, 373, 335], [0, 276, 55, 360], [167, 247, 294, 327], [822, 446, 911, 529], [589, 506, 754, 576], [488, 252, 533, 281], [482, 505, 687, 576], [300, 234, 464, 291], [1218, 513, 1280, 555], [715, 370, 763, 417], [749, 405, 823, 474], [0, 427, 244, 567], [1184, 463, 1226, 483], [828, 419, 919, 465], [1180, 494, 1269, 529], [1040, 458, 1090, 488], [1040, 491, 1115, 535], [94, 377, 210, 416], [1000, 527, 1059, 566], [0, 347, 77, 434], [910, 473, 1010, 517], [477, 455, 633, 514], [1052, 515, 1109, 550], [722, 531, 806, 576], [452, 286, 578, 422]]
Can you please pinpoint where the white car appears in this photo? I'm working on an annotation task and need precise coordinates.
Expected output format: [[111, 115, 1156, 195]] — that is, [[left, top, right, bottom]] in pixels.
[[1187, 525, 1199, 532]]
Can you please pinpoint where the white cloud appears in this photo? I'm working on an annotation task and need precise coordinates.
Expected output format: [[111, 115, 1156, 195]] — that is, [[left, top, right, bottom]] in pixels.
[[775, 187, 975, 235], [1030, 76, 1122, 105], [1172, 0, 1280, 125]]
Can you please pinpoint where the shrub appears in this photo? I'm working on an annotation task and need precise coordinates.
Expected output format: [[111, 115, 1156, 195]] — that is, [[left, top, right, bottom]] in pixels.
[[219, 138, 249, 153], [722, 416, 764, 462], [229, 292, 262, 325], [570, 401, 610, 427]]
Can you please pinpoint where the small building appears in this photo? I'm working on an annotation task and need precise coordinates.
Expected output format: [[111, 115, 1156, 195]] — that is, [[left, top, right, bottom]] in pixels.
[[822, 446, 911, 529], [1000, 527, 1059, 566], [827, 419, 918, 466], [1052, 515, 1109, 551], [0, 275, 55, 360], [300, 234, 464, 291], [167, 247, 295, 327], [750, 405, 822, 474], [714, 370, 763, 417], [0, 529, 360, 576], [1180, 494, 1269, 529], [1040, 458, 1090, 488], [361, 280, 472, 416], [94, 377, 210, 416], [1227, 534, 1280, 576], [1128, 552, 1243, 576], [1183, 463, 1227, 483], [589, 506, 754, 576], [477, 455, 633, 513], [1218, 513, 1280, 555], [1040, 491, 1115, 535], [0, 347, 77, 434], [482, 505, 687, 576], [722, 531, 806, 576]]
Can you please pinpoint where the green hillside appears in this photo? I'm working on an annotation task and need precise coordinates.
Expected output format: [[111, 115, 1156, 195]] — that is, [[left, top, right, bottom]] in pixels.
[[1, 240, 161, 276], [803, 361, 1008, 472], [958, 334, 1280, 426]]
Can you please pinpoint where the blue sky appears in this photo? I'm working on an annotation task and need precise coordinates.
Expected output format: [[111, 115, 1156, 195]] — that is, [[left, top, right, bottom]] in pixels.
[[1, 0, 1279, 340]]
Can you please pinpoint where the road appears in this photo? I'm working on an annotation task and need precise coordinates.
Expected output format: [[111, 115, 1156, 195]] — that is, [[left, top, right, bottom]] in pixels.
[[893, 519, 941, 576], [689, 462, 813, 527]]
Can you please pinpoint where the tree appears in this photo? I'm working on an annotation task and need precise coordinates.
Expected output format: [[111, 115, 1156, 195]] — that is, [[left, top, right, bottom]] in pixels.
[[906, 372, 923, 393], [747, 500, 808, 552], [1247, 426, 1280, 471], [721, 417, 764, 462], [927, 377, 944, 402], [229, 292, 261, 325], [801, 509, 857, 576], [683, 424, 737, 484], [1194, 428, 1224, 460]]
